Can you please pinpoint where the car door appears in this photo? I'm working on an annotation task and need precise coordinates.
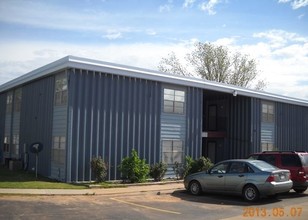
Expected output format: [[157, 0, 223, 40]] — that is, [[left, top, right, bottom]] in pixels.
[[205, 162, 229, 192], [224, 162, 248, 194]]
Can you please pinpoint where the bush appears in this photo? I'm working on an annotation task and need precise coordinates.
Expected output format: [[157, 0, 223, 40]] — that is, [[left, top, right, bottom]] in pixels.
[[149, 162, 167, 181], [173, 161, 185, 180], [184, 156, 213, 177], [90, 156, 108, 183], [118, 149, 150, 183]]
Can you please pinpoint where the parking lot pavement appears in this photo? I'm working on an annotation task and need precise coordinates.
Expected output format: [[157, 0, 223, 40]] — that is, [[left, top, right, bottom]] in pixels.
[[0, 181, 184, 196], [1, 184, 307, 220]]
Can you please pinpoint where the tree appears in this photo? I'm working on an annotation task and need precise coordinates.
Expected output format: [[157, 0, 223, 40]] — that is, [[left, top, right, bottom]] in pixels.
[[158, 42, 266, 90]]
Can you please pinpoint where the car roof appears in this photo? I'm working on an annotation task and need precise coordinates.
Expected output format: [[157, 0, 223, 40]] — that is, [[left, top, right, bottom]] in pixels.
[[251, 151, 308, 155], [218, 159, 253, 163]]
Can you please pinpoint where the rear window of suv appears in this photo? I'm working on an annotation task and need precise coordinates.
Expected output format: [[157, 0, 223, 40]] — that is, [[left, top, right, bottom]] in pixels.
[[258, 154, 276, 166], [281, 154, 301, 167], [299, 154, 308, 166]]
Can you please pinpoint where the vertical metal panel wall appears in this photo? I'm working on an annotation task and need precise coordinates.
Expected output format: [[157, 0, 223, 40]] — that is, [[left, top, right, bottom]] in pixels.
[[20, 76, 54, 177], [67, 69, 161, 182], [0, 93, 6, 163], [51, 71, 68, 181], [186, 87, 203, 158], [228, 95, 253, 159], [250, 98, 261, 153], [276, 103, 308, 151]]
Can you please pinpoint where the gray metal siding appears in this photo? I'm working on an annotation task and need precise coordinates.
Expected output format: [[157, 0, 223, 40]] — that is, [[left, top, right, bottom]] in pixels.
[[67, 69, 161, 182], [250, 98, 261, 153], [51, 105, 67, 181], [52, 107, 67, 136], [228, 95, 252, 159], [20, 76, 54, 177], [0, 94, 6, 163], [161, 115, 186, 140], [12, 113, 20, 134], [186, 87, 203, 158], [261, 123, 275, 146], [276, 103, 308, 151]]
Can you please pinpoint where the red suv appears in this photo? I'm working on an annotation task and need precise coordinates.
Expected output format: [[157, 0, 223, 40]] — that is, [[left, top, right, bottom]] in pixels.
[[248, 151, 308, 193]]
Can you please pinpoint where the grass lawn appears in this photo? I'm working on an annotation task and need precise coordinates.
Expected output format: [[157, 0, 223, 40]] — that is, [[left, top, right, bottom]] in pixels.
[[0, 166, 87, 189]]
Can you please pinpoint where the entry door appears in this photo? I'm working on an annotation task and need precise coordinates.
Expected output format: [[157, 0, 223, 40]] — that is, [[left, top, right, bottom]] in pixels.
[[208, 142, 216, 163]]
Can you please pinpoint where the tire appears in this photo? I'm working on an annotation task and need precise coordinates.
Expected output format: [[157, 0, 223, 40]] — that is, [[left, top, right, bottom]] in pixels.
[[243, 185, 259, 202], [294, 188, 307, 193], [189, 180, 202, 195]]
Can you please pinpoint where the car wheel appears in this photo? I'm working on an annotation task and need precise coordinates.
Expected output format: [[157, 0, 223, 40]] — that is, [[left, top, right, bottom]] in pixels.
[[189, 180, 202, 195], [294, 188, 307, 193], [243, 185, 259, 202]]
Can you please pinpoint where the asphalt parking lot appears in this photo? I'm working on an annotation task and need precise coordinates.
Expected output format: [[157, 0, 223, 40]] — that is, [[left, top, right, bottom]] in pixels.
[[0, 184, 307, 220]]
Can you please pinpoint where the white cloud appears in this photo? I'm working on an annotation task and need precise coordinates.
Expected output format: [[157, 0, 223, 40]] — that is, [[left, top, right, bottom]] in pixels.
[[0, 39, 193, 85], [102, 30, 123, 40], [0, 30, 308, 100], [146, 29, 157, 36], [213, 37, 237, 46], [278, 0, 308, 9], [183, 0, 196, 8], [159, 0, 174, 13], [199, 0, 221, 15], [0, 1, 105, 32], [292, 0, 308, 9], [253, 29, 308, 48], [240, 30, 308, 99]]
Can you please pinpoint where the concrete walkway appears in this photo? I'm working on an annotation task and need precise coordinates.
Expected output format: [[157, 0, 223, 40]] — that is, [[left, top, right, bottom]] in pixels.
[[0, 181, 184, 196]]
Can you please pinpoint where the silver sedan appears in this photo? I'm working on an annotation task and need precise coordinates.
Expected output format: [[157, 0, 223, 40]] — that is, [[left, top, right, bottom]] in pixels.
[[184, 159, 293, 202]]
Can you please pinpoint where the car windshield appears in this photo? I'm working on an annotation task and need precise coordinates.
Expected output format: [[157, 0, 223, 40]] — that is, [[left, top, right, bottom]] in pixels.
[[249, 160, 277, 171]]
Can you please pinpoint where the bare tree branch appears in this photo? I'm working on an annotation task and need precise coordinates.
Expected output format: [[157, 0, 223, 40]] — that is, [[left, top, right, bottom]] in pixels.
[[158, 42, 266, 90]]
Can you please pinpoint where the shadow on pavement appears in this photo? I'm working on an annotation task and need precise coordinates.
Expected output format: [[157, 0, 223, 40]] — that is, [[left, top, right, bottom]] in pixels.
[[170, 189, 307, 206]]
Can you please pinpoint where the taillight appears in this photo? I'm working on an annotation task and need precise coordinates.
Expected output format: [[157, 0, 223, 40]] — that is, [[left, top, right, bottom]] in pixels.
[[266, 175, 275, 182]]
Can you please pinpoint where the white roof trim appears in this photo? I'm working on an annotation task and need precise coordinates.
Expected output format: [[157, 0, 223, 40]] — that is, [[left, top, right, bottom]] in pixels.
[[1, 55, 308, 107]]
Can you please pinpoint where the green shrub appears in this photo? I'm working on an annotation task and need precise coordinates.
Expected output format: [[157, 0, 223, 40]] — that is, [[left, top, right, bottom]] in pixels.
[[90, 156, 108, 183], [149, 162, 167, 181], [118, 149, 150, 183], [184, 156, 213, 177], [173, 161, 185, 180]]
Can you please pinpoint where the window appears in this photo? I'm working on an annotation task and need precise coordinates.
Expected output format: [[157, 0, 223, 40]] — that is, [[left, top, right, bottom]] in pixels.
[[262, 102, 274, 123], [229, 162, 247, 173], [12, 135, 19, 156], [210, 162, 229, 174], [6, 92, 13, 113], [281, 155, 301, 167], [162, 140, 184, 165], [258, 154, 276, 166], [163, 88, 185, 114], [3, 136, 10, 153], [52, 136, 66, 164], [55, 73, 68, 106], [208, 105, 217, 130], [14, 88, 22, 112], [261, 142, 274, 152]]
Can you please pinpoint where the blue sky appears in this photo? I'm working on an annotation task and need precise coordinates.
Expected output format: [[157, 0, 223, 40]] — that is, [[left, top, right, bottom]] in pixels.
[[0, 0, 308, 99]]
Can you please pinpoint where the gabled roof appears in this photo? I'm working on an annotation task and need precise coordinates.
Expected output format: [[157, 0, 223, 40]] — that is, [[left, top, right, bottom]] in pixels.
[[1, 55, 308, 107]]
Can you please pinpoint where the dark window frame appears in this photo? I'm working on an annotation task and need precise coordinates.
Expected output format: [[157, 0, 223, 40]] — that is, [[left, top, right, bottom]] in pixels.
[[163, 88, 185, 114], [161, 139, 184, 165], [262, 102, 274, 123], [54, 73, 68, 106], [52, 136, 66, 164]]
